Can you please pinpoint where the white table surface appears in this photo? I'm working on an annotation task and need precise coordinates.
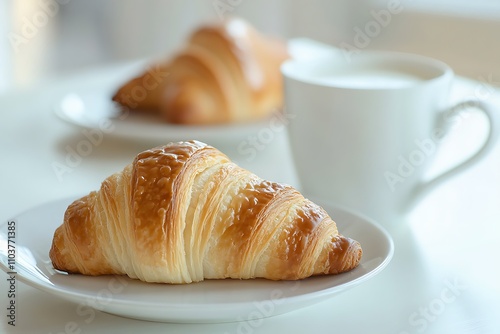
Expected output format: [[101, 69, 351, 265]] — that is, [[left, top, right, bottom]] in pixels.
[[1, 63, 499, 334]]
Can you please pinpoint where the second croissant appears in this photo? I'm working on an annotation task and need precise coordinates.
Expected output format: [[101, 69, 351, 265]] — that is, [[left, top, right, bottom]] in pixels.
[[112, 18, 289, 125]]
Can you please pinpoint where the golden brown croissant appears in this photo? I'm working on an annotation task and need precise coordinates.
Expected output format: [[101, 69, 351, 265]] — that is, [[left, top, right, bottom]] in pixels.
[[111, 18, 289, 124], [50, 141, 362, 284]]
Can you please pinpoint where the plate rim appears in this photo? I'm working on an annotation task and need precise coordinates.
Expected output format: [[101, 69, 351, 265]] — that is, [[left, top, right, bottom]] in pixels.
[[52, 89, 288, 143]]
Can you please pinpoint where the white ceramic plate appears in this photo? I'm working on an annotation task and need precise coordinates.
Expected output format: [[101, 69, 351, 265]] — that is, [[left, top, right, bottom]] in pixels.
[[52, 90, 282, 143], [0, 196, 393, 323]]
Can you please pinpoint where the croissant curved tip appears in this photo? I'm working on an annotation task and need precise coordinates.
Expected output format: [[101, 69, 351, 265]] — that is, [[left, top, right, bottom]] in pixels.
[[49, 226, 69, 273], [344, 239, 363, 272]]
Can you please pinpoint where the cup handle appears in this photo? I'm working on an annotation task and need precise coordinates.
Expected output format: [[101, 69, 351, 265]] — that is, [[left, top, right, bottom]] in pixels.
[[408, 99, 500, 208]]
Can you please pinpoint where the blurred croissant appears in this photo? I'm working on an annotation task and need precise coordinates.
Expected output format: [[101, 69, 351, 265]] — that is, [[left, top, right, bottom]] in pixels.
[[50, 141, 362, 284], [112, 18, 288, 124]]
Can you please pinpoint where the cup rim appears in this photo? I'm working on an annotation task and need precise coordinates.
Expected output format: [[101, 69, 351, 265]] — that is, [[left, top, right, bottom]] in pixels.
[[281, 50, 454, 91]]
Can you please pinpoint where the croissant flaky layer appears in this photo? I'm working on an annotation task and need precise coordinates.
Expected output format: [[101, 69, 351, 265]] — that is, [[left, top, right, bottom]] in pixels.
[[50, 141, 362, 284], [111, 17, 288, 125]]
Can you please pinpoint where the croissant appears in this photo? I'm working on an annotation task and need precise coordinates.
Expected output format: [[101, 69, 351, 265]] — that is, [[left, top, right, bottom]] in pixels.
[[111, 17, 289, 124], [49, 141, 362, 284]]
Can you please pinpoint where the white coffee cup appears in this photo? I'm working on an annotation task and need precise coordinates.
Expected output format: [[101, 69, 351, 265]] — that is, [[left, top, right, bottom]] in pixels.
[[282, 49, 499, 223]]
